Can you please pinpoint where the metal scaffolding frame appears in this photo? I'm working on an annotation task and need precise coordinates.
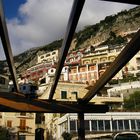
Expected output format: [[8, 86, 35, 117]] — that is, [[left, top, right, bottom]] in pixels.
[[0, 0, 140, 139]]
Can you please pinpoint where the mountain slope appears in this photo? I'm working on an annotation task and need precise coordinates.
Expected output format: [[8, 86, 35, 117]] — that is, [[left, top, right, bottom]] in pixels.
[[1, 6, 140, 75], [74, 6, 140, 48]]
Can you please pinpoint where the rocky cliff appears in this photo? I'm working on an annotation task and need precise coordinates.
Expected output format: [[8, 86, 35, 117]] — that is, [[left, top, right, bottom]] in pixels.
[[1, 6, 140, 75]]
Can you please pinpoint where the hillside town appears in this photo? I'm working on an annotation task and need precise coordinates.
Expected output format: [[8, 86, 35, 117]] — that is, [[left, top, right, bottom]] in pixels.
[[0, 28, 140, 139], [0, 1, 140, 139]]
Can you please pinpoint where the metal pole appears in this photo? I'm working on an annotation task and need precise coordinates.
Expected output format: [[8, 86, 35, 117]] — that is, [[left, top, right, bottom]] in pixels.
[[48, 0, 85, 100], [0, 0, 19, 92], [82, 29, 140, 104], [77, 113, 85, 140]]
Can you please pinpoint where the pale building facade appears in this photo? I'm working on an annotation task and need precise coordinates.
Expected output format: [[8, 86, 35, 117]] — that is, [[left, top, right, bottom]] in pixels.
[[39, 81, 123, 106], [0, 112, 35, 140], [107, 81, 140, 98], [37, 50, 58, 64], [54, 82, 123, 106], [38, 80, 123, 139], [81, 45, 140, 79], [57, 112, 140, 140]]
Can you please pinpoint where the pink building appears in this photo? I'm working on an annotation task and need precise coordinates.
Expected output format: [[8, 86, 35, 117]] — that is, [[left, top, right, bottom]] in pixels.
[[69, 64, 98, 84]]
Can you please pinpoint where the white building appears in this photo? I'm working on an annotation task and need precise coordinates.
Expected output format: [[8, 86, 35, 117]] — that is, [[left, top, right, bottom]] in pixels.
[[38, 66, 69, 97], [37, 50, 59, 64], [57, 112, 140, 140], [107, 81, 140, 98]]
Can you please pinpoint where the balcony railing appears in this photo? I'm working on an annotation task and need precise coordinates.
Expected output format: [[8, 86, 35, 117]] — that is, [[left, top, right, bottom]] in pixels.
[[15, 113, 34, 119], [17, 126, 32, 133]]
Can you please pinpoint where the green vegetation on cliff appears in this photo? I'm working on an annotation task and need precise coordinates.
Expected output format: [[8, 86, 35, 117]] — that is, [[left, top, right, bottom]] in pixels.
[[75, 6, 140, 48], [0, 6, 140, 75]]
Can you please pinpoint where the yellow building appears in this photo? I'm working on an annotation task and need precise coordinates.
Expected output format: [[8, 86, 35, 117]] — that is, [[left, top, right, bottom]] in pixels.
[[81, 45, 122, 65], [38, 81, 123, 140], [0, 112, 35, 140], [39, 81, 123, 106], [81, 44, 140, 78]]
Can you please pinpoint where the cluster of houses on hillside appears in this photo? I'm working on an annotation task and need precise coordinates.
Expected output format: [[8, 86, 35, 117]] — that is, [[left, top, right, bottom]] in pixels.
[[1, 37, 140, 139], [21, 43, 140, 84], [16, 43, 140, 102]]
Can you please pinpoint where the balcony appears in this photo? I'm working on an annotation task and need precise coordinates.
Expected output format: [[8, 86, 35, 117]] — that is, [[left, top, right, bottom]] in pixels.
[[90, 96, 123, 104], [15, 113, 34, 119], [17, 126, 32, 133]]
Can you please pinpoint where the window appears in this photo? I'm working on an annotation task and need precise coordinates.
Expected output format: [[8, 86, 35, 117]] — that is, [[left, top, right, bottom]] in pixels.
[[0, 77, 5, 84], [70, 58, 74, 62], [20, 119, 26, 130], [84, 120, 90, 131], [80, 68, 86, 72], [112, 120, 117, 131], [7, 120, 12, 128], [72, 69, 76, 73], [70, 120, 76, 131], [98, 120, 104, 131], [65, 67, 67, 71], [71, 91, 78, 99], [109, 57, 115, 61], [52, 57, 55, 60], [46, 54, 50, 57], [124, 120, 129, 130], [35, 113, 45, 124], [20, 113, 26, 116], [41, 56, 44, 59], [23, 86, 26, 90], [40, 78, 45, 84], [104, 120, 110, 131], [131, 120, 136, 130], [116, 48, 122, 52], [52, 52, 56, 55], [91, 120, 97, 131], [77, 52, 81, 56], [70, 54, 73, 57], [136, 120, 140, 130], [61, 91, 67, 99], [118, 120, 123, 130]]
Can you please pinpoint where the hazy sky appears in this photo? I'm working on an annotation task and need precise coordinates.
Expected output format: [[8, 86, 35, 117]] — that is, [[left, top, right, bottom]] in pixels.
[[0, 0, 137, 60]]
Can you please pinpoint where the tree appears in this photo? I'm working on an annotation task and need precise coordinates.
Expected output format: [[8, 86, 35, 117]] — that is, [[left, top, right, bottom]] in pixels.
[[124, 91, 140, 110], [0, 127, 10, 140], [62, 132, 72, 140], [109, 31, 116, 39]]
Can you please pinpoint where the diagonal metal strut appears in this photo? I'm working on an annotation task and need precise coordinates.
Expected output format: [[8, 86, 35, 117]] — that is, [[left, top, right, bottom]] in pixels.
[[82, 29, 140, 104], [48, 0, 85, 100], [0, 0, 19, 92]]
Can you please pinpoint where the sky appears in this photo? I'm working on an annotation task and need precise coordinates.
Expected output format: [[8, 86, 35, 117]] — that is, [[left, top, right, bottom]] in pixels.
[[0, 0, 137, 60]]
